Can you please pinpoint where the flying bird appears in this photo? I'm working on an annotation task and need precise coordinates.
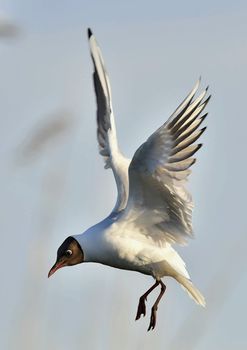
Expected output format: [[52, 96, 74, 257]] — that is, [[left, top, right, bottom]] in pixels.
[[49, 28, 210, 331]]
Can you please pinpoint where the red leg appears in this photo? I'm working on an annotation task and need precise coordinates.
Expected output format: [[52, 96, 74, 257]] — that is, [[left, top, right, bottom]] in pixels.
[[147, 280, 166, 331], [135, 280, 159, 321]]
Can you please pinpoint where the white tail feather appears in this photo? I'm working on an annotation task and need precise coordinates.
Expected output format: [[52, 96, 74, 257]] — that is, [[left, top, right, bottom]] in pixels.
[[176, 274, 206, 307]]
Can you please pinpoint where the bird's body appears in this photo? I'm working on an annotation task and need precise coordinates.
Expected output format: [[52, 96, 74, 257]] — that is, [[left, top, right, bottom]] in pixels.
[[49, 28, 210, 331], [74, 213, 189, 280]]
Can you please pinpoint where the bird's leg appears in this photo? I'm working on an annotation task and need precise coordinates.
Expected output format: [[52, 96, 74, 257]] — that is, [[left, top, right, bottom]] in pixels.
[[135, 280, 160, 321], [147, 280, 166, 331]]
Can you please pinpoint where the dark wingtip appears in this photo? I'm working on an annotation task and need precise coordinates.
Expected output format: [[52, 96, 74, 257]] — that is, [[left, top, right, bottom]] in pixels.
[[200, 113, 208, 123], [192, 158, 197, 166], [87, 28, 93, 39]]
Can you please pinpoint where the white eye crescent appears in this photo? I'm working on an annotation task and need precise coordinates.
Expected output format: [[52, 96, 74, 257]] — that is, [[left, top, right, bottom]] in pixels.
[[65, 249, 73, 257]]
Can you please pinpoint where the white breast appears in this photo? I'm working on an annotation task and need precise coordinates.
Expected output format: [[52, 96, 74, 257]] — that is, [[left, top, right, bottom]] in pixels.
[[73, 217, 190, 280]]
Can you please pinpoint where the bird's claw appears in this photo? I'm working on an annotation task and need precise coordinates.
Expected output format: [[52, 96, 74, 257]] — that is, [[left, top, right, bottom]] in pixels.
[[147, 306, 157, 331], [135, 296, 146, 320]]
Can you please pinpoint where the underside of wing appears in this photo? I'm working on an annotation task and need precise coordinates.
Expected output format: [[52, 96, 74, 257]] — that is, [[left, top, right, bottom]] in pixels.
[[88, 28, 116, 168], [88, 29, 130, 212], [126, 79, 210, 245]]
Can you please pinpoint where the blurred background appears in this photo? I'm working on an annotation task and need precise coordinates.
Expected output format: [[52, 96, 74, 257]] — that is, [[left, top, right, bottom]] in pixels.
[[1, 1, 247, 349]]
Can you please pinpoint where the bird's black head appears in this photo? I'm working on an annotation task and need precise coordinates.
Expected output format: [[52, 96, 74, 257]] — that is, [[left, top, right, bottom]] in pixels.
[[48, 236, 84, 278]]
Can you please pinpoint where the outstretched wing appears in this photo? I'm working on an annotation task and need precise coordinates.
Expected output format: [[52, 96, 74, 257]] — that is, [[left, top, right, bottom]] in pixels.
[[88, 29, 130, 212], [124, 79, 210, 245]]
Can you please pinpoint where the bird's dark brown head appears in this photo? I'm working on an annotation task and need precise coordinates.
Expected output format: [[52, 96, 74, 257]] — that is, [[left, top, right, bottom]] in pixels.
[[48, 236, 84, 278]]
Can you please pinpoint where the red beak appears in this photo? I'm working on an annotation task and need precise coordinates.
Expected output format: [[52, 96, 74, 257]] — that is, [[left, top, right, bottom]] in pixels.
[[48, 261, 66, 278]]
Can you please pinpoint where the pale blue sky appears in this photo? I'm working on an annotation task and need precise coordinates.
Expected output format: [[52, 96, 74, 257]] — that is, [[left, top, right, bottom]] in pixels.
[[1, 1, 247, 349]]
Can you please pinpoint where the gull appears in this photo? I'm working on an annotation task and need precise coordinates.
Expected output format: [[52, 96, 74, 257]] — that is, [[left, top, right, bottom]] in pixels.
[[49, 28, 210, 331]]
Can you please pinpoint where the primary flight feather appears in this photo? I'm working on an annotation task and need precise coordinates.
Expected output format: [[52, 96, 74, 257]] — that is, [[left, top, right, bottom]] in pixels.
[[49, 28, 210, 331]]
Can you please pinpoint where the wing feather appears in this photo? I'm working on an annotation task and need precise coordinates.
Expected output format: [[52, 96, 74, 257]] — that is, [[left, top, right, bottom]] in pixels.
[[124, 80, 210, 245], [169, 144, 202, 163], [88, 29, 130, 212]]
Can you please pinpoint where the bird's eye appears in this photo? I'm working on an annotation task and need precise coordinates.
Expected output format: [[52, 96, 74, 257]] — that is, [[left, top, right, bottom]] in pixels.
[[65, 249, 73, 257]]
